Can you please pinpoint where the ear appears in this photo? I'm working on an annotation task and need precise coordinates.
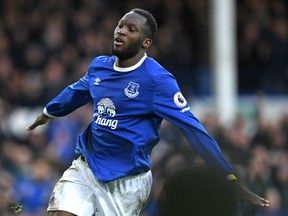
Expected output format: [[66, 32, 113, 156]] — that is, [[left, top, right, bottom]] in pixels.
[[142, 38, 152, 49]]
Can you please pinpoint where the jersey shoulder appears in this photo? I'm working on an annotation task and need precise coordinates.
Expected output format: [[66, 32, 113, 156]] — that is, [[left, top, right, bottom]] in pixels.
[[143, 57, 175, 80], [88, 55, 115, 72], [91, 55, 115, 64]]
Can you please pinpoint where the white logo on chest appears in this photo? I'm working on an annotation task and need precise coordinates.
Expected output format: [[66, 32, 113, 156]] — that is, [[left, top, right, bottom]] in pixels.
[[124, 81, 140, 98], [94, 98, 118, 130], [94, 77, 101, 85]]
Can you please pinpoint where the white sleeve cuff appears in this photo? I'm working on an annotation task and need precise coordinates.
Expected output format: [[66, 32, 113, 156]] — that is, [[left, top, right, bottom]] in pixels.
[[43, 107, 57, 119]]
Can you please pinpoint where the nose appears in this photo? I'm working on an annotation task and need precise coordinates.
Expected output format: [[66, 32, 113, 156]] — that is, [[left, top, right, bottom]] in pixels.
[[117, 26, 126, 35]]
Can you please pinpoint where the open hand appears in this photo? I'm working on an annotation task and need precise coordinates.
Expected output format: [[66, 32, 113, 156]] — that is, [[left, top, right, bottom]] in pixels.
[[26, 112, 52, 131], [232, 181, 270, 207]]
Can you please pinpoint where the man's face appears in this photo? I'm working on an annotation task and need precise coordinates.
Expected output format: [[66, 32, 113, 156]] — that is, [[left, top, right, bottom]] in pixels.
[[112, 12, 147, 60]]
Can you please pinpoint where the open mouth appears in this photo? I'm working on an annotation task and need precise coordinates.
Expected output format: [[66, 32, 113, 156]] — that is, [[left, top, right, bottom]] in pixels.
[[114, 37, 124, 45]]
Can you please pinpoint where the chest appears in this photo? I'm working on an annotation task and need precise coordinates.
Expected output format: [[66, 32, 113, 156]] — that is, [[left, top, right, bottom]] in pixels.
[[88, 70, 154, 115]]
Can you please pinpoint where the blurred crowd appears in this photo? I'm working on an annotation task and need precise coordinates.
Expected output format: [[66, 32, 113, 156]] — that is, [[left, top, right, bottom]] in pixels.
[[0, 0, 287, 215], [237, 0, 288, 94]]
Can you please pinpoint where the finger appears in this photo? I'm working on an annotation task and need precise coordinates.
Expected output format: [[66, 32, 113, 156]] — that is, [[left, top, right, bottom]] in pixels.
[[259, 201, 269, 207], [26, 120, 41, 131], [26, 124, 37, 131], [241, 190, 269, 207], [26, 113, 50, 131], [259, 198, 270, 207], [251, 196, 270, 207]]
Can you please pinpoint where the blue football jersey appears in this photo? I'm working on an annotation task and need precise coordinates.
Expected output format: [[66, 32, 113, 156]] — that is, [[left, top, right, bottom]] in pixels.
[[44, 54, 235, 182]]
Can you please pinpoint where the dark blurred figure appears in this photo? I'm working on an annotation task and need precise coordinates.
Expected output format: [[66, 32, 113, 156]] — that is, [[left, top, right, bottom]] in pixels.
[[158, 166, 238, 216]]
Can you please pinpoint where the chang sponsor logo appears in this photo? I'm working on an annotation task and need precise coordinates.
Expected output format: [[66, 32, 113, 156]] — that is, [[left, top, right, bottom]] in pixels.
[[95, 115, 118, 130], [94, 98, 118, 130]]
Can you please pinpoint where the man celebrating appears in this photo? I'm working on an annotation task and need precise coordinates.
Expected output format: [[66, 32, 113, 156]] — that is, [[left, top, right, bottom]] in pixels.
[[27, 8, 269, 216]]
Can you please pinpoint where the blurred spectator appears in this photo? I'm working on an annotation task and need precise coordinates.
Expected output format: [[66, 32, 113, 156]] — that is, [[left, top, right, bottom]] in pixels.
[[256, 187, 288, 216], [158, 166, 238, 216], [12, 158, 56, 216], [275, 152, 288, 213], [0, 169, 14, 216], [237, 0, 288, 94]]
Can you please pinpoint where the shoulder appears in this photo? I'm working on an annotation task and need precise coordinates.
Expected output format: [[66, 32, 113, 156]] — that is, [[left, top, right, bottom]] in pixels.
[[143, 57, 175, 80], [90, 55, 115, 66]]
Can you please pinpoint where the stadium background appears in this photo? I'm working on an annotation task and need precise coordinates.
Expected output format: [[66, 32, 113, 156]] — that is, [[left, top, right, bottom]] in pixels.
[[0, 0, 287, 215]]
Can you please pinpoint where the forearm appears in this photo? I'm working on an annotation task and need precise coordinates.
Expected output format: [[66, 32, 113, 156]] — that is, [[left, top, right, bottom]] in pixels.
[[45, 85, 91, 117], [182, 127, 235, 177]]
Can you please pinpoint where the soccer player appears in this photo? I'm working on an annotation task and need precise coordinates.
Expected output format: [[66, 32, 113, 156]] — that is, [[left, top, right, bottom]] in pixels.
[[27, 8, 269, 216]]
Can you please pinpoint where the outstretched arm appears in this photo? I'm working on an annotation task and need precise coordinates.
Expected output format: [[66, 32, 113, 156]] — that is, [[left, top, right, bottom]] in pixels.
[[153, 75, 269, 207], [26, 72, 92, 132]]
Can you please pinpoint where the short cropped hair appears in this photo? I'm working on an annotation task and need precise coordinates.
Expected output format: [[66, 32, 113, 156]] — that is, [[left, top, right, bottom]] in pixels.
[[131, 8, 158, 41]]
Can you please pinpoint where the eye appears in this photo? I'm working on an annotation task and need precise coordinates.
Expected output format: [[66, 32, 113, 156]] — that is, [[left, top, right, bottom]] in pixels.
[[129, 28, 136, 32]]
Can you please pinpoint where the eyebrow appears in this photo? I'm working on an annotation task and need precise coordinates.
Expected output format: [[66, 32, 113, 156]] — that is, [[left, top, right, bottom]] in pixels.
[[118, 19, 139, 29]]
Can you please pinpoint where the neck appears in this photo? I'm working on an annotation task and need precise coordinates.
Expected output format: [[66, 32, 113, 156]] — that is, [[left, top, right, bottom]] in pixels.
[[115, 51, 146, 68]]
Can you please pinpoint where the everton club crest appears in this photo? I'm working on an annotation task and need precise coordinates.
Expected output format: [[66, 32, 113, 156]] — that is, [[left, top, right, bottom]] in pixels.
[[124, 81, 140, 98]]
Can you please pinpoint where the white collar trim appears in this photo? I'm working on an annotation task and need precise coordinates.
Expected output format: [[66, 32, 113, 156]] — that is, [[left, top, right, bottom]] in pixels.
[[113, 53, 147, 72]]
